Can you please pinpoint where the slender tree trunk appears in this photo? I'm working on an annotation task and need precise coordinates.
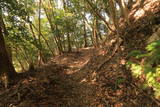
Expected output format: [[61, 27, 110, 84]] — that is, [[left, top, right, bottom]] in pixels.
[[96, 20, 103, 41], [38, 0, 44, 66], [29, 22, 38, 44], [82, 6, 88, 48], [81, 13, 93, 46], [95, 19, 101, 47], [83, 20, 88, 47], [61, 34, 67, 52], [55, 25, 63, 54], [92, 27, 96, 47], [62, 0, 72, 52], [67, 33, 72, 52], [73, 32, 79, 49], [109, 0, 119, 30], [28, 21, 39, 66], [98, 31, 103, 41], [92, 18, 99, 48], [90, 30, 94, 47]]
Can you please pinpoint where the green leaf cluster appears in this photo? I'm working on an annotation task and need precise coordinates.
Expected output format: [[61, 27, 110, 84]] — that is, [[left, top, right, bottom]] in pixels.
[[127, 40, 160, 99]]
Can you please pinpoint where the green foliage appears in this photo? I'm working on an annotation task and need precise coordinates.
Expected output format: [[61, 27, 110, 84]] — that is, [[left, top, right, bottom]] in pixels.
[[128, 50, 143, 58], [146, 40, 160, 51], [127, 40, 160, 99], [126, 62, 143, 77]]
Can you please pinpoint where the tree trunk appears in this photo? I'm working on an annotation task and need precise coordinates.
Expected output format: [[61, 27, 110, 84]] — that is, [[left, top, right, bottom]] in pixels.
[[0, 16, 17, 87], [67, 33, 72, 52], [38, 0, 44, 66], [92, 18, 99, 48], [116, 0, 130, 25], [55, 25, 63, 54], [109, 0, 119, 30], [83, 20, 88, 47]]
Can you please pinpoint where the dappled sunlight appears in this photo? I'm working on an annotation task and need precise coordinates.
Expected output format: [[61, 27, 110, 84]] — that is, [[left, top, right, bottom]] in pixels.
[[53, 48, 96, 75], [80, 78, 87, 83], [134, 9, 145, 20], [80, 71, 97, 85], [65, 59, 90, 75], [60, 57, 69, 63], [130, 0, 159, 20]]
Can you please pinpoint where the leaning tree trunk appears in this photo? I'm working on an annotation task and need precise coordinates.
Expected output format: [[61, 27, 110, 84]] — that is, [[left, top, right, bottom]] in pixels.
[[0, 20, 17, 88]]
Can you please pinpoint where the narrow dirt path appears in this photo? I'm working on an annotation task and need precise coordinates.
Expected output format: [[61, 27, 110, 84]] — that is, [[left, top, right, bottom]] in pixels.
[[49, 48, 100, 107]]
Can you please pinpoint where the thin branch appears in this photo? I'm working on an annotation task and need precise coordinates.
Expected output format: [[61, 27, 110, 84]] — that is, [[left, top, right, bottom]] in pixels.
[[85, 0, 115, 33]]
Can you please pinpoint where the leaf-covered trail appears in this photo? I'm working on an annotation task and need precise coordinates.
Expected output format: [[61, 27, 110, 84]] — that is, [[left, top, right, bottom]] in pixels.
[[0, 47, 159, 107], [49, 48, 100, 107], [20, 47, 101, 107]]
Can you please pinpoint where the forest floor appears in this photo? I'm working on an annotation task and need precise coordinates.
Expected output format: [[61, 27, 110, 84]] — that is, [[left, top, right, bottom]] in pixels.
[[0, 47, 160, 107]]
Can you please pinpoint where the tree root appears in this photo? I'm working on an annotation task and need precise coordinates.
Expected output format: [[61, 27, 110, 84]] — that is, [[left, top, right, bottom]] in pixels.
[[96, 38, 122, 72]]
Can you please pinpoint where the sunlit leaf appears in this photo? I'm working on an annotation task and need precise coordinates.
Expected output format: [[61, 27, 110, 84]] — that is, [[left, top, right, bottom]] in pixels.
[[146, 40, 160, 51]]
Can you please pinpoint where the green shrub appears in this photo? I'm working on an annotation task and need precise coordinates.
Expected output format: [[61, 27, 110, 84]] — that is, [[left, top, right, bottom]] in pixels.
[[126, 40, 160, 99]]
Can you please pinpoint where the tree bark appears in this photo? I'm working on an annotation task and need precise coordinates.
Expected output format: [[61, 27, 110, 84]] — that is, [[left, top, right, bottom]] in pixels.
[[55, 25, 63, 54], [93, 18, 99, 48], [116, 0, 130, 25], [83, 20, 88, 47], [0, 11, 17, 87], [67, 33, 72, 52], [38, 0, 44, 66]]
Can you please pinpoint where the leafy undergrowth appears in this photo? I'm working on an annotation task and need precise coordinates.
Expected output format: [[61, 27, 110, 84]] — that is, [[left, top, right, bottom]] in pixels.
[[127, 39, 160, 99]]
